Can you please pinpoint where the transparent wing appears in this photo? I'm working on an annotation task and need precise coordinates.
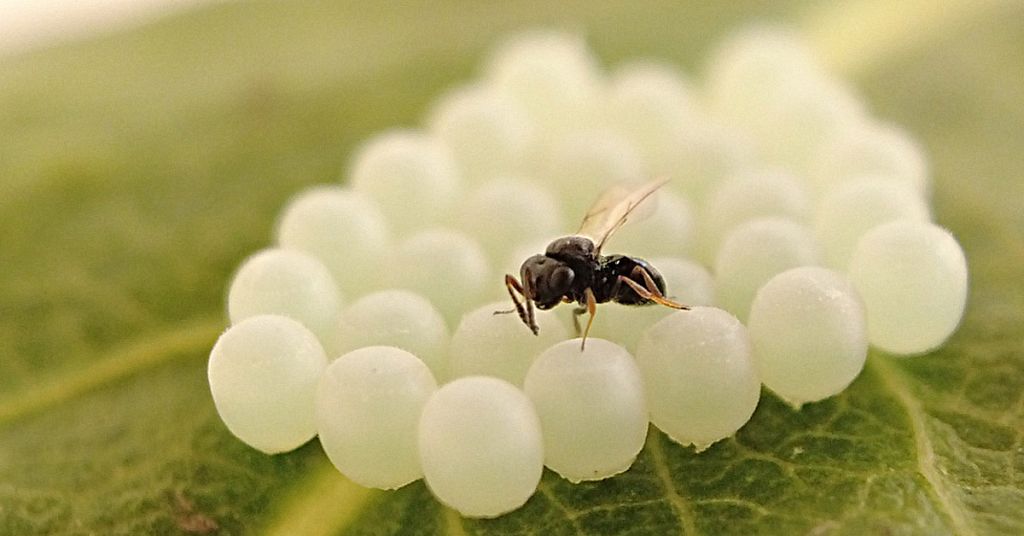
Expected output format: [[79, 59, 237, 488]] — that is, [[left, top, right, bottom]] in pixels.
[[576, 178, 668, 254]]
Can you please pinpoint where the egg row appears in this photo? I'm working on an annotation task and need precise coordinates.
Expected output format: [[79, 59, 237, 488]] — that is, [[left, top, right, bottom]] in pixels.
[[233, 188, 966, 364]]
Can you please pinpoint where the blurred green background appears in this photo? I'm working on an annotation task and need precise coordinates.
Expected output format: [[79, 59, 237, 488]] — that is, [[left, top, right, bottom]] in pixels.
[[1, 1, 1022, 534]]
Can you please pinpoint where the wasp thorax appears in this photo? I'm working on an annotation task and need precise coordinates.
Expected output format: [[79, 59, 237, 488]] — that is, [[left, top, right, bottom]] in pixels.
[[520, 254, 575, 309], [544, 235, 595, 260]]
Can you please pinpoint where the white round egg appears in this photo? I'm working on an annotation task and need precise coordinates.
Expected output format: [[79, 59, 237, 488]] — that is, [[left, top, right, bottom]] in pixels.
[[700, 169, 811, 263], [747, 267, 868, 408], [814, 179, 931, 270], [524, 338, 647, 482], [333, 289, 449, 380], [208, 315, 328, 454], [227, 248, 341, 344], [486, 31, 603, 140], [541, 130, 646, 219], [751, 75, 865, 174], [714, 218, 820, 321], [349, 130, 460, 235], [636, 307, 761, 450], [455, 177, 564, 264], [418, 376, 544, 518], [316, 346, 437, 490], [812, 122, 930, 197], [275, 186, 390, 297], [658, 119, 757, 204], [388, 228, 491, 326], [605, 60, 698, 164], [651, 256, 716, 307], [705, 26, 820, 122], [449, 301, 567, 386], [848, 221, 968, 355], [603, 189, 696, 259], [427, 85, 535, 183], [705, 27, 863, 172]]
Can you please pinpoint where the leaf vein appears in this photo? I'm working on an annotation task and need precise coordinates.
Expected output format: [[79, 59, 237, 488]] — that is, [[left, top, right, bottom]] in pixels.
[[648, 431, 698, 536], [0, 316, 224, 427], [874, 357, 975, 535]]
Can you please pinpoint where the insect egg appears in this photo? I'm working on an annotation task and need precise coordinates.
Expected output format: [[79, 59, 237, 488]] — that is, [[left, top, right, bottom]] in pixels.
[[605, 60, 698, 165], [208, 315, 328, 454], [418, 376, 544, 518], [705, 26, 820, 123], [427, 86, 535, 183], [848, 221, 968, 355], [747, 267, 868, 407], [388, 229, 490, 326], [636, 307, 761, 450], [275, 186, 390, 296], [201, 28, 969, 522], [812, 122, 930, 197], [227, 248, 341, 345], [448, 301, 567, 386], [541, 130, 646, 219], [455, 177, 564, 263], [699, 168, 810, 262], [524, 338, 647, 482], [316, 346, 437, 490], [650, 256, 717, 307], [713, 217, 820, 321], [333, 289, 449, 380], [814, 179, 931, 270], [603, 189, 696, 258], [486, 31, 602, 140], [752, 74, 865, 174], [349, 130, 460, 235]]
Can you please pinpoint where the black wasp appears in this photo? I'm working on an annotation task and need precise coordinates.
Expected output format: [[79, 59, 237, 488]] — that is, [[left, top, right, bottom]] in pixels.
[[501, 179, 689, 348]]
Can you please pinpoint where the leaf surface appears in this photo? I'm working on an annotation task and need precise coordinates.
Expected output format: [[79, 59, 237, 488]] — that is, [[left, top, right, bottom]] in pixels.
[[1, 1, 1021, 534]]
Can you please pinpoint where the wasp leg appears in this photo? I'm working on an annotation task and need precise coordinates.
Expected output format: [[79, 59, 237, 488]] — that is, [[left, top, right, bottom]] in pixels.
[[504, 274, 538, 335], [620, 266, 691, 310], [571, 306, 587, 337], [580, 288, 597, 351]]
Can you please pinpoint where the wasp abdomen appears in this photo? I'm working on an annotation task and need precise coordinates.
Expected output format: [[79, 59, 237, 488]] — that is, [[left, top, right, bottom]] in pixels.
[[594, 255, 666, 305]]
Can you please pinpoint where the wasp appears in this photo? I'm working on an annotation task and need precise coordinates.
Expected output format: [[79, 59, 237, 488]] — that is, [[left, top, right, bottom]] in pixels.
[[502, 179, 690, 348]]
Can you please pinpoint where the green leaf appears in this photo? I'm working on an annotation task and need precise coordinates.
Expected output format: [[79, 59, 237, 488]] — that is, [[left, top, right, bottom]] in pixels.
[[1, 1, 1022, 534]]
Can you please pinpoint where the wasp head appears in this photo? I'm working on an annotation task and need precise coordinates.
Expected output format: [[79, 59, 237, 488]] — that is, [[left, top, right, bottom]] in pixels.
[[520, 254, 575, 310]]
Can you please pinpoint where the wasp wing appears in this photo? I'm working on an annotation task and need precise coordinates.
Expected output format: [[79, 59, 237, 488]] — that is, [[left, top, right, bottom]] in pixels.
[[576, 178, 668, 254]]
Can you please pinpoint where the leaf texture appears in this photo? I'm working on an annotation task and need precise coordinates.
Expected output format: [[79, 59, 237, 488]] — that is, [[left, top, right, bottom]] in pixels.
[[0, 1, 1021, 534]]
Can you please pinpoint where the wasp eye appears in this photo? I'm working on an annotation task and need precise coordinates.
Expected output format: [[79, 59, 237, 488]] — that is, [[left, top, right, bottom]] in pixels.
[[549, 266, 574, 292]]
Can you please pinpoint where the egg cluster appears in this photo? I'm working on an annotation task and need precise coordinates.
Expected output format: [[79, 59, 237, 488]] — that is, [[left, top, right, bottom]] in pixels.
[[207, 28, 968, 518]]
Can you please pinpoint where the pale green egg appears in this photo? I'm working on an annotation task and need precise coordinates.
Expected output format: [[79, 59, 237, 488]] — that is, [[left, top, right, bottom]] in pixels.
[[449, 301, 567, 386], [748, 267, 867, 408], [849, 221, 968, 355], [714, 218, 820, 321], [524, 338, 647, 482], [636, 307, 760, 450], [227, 248, 341, 346], [316, 346, 437, 490], [333, 289, 449, 380], [418, 377, 543, 518], [275, 186, 390, 297], [208, 315, 327, 454]]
